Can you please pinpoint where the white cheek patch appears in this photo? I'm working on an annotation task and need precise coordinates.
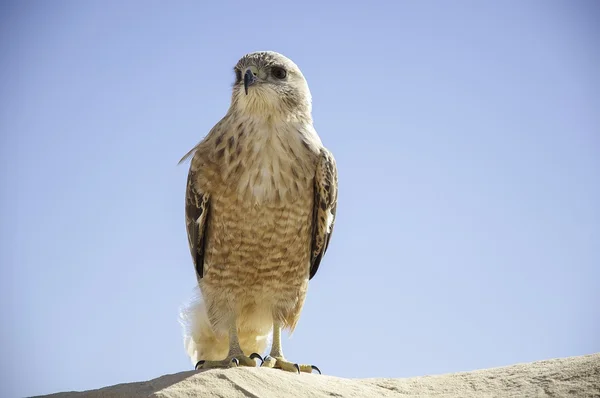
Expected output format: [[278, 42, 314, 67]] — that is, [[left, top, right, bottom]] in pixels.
[[326, 209, 334, 233]]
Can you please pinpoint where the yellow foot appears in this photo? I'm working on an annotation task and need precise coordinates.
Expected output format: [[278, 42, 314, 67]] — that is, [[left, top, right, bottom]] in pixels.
[[261, 355, 321, 374], [195, 353, 263, 370]]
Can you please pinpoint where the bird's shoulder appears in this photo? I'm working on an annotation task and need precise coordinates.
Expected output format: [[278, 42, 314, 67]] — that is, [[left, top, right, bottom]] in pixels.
[[178, 114, 235, 166]]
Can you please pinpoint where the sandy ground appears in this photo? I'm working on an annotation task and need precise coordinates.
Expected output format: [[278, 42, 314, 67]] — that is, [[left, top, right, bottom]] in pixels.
[[34, 353, 599, 398]]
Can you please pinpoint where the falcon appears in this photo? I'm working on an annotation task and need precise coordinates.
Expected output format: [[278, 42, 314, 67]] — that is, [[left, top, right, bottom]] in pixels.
[[178, 51, 338, 374]]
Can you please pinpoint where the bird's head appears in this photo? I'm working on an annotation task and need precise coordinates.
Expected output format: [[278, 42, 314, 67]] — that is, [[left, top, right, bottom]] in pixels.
[[230, 51, 312, 119]]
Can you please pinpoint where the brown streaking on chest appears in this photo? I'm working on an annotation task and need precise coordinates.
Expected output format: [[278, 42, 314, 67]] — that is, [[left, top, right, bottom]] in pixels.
[[195, 116, 318, 288]]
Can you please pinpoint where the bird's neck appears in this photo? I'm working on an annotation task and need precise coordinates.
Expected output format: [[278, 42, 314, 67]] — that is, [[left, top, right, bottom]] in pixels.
[[231, 107, 312, 125]]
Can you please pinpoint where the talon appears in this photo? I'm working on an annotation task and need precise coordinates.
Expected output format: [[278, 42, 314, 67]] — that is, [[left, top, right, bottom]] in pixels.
[[311, 365, 321, 375], [231, 357, 239, 367], [261, 355, 272, 367], [250, 352, 264, 365], [195, 360, 205, 370], [294, 363, 300, 374]]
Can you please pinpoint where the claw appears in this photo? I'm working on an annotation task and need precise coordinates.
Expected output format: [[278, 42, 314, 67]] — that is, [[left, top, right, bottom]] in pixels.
[[250, 352, 264, 365], [231, 357, 239, 367], [195, 360, 205, 370], [311, 365, 321, 375], [293, 363, 301, 374], [261, 355, 272, 368]]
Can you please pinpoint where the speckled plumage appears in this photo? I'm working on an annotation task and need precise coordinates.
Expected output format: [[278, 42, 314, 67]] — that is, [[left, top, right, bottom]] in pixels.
[[179, 51, 338, 372]]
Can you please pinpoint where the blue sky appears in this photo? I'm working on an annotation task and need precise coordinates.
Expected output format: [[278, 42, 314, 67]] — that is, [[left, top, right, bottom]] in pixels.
[[1, 1, 598, 397]]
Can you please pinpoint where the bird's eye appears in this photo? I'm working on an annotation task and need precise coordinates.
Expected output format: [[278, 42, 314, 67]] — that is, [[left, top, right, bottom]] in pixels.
[[271, 67, 287, 79]]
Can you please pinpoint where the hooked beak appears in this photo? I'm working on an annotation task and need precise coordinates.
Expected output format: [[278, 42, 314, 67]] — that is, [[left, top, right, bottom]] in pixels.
[[244, 69, 256, 95]]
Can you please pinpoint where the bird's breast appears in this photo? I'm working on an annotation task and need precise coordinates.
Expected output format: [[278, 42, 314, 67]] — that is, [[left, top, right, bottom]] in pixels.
[[220, 121, 317, 204], [197, 118, 319, 304]]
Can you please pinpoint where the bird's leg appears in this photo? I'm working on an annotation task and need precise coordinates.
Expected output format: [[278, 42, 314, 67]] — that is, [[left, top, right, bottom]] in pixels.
[[195, 317, 263, 370], [261, 321, 321, 374]]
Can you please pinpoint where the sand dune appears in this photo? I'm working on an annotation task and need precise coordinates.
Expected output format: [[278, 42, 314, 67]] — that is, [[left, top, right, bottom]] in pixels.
[[35, 353, 599, 398]]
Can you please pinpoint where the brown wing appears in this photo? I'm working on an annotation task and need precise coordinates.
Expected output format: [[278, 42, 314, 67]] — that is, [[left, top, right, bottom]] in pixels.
[[309, 148, 338, 280], [185, 168, 210, 278]]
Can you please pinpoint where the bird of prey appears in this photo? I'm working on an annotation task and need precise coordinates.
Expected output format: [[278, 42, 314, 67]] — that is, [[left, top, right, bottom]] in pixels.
[[178, 51, 338, 374]]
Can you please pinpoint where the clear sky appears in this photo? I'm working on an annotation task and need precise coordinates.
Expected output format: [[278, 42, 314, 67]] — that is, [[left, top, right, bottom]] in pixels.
[[1, 1, 598, 397]]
